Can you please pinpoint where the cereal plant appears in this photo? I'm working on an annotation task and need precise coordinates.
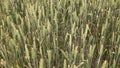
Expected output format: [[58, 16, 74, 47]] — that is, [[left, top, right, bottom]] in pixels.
[[0, 0, 120, 68]]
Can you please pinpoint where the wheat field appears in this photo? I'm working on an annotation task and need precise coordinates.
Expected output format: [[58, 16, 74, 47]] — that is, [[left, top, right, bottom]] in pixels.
[[0, 0, 120, 68]]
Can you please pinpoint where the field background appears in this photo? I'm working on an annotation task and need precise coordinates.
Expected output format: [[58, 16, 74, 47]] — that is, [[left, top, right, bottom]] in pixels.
[[0, 0, 120, 68]]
